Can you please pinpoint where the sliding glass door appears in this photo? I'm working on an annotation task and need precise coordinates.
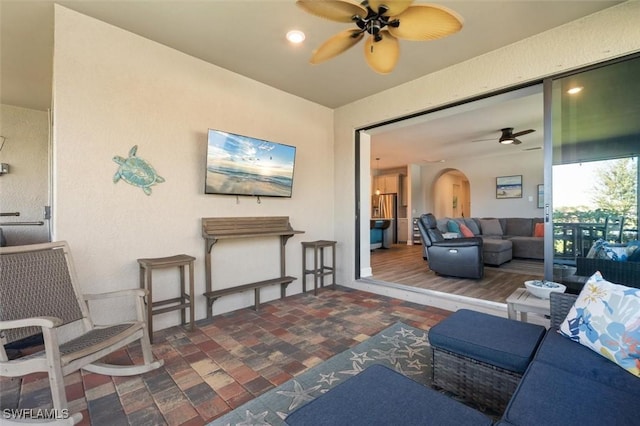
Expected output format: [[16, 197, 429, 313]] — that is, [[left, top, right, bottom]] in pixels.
[[548, 55, 640, 284]]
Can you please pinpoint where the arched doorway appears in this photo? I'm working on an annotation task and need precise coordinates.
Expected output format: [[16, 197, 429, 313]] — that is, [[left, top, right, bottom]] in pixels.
[[432, 169, 471, 219]]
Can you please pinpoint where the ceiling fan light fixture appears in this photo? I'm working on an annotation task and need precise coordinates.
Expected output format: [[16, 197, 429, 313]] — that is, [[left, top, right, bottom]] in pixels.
[[474, 127, 533, 145], [367, 0, 412, 16], [296, 0, 462, 73], [498, 127, 515, 144]]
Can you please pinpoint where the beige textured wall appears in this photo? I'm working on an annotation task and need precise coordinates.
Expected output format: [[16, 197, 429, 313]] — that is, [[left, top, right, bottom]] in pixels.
[[337, 2, 640, 280], [52, 6, 334, 329], [50, 3, 640, 324], [424, 149, 544, 219]]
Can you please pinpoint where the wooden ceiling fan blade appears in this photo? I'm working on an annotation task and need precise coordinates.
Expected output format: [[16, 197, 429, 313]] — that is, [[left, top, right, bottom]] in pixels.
[[367, 0, 413, 17], [296, 0, 367, 23], [512, 138, 523, 145], [388, 4, 463, 41], [364, 31, 399, 74], [513, 129, 535, 137], [310, 29, 364, 64]]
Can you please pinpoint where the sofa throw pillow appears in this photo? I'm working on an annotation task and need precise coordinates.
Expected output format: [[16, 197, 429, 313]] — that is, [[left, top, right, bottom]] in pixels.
[[559, 272, 640, 377], [586, 239, 605, 259], [447, 220, 461, 234], [534, 222, 544, 237], [479, 219, 503, 236], [464, 218, 481, 235], [436, 218, 450, 234], [587, 239, 634, 261], [459, 223, 474, 238], [626, 241, 640, 262]]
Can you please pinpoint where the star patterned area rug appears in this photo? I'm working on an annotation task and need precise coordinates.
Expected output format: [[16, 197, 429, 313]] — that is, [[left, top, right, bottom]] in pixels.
[[209, 322, 432, 426]]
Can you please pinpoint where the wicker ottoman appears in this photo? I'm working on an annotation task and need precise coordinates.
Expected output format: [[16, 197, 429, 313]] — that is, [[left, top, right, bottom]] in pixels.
[[428, 309, 546, 413], [286, 364, 492, 426]]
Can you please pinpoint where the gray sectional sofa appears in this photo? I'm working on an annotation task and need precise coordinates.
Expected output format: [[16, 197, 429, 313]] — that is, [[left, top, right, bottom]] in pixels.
[[436, 216, 544, 265]]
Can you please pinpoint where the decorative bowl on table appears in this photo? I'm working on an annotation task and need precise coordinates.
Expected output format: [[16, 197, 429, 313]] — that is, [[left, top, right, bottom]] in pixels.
[[524, 280, 566, 299]]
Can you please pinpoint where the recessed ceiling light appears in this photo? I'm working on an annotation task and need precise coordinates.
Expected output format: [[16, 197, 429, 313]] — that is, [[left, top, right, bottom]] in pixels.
[[286, 30, 305, 44], [567, 86, 583, 95]]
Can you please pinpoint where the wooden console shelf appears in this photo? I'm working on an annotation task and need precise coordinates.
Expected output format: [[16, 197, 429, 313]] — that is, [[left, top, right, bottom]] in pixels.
[[202, 216, 303, 318]]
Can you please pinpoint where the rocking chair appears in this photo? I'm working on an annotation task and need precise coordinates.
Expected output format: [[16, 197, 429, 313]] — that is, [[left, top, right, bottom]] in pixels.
[[0, 241, 163, 424]]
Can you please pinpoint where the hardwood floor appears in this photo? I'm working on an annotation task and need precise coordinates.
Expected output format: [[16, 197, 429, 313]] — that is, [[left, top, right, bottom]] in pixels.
[[370, 244, 544, 304]]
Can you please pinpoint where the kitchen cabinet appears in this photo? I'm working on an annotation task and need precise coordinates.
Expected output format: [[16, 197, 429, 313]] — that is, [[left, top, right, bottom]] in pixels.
[[373, 173, 399, 194], [398, 218, 409, 243], [400, 175, 407, 206]]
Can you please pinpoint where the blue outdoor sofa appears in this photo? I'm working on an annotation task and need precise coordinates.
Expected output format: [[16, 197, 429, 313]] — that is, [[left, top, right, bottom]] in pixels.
[[497, 292, 638, 425], [286, 292, 639, 425]]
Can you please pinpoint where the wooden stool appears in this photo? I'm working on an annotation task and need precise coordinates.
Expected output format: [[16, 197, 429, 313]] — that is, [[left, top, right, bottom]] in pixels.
[[138, 254, 195, 343], [301, 240, 336, 295]]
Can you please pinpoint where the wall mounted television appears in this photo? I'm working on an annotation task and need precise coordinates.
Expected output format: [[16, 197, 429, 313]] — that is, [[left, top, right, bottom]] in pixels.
[[205, 129, 296, 197]]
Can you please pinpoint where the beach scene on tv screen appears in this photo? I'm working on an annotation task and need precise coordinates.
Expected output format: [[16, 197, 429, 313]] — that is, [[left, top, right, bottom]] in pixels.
[[206, 130, 295, 197]]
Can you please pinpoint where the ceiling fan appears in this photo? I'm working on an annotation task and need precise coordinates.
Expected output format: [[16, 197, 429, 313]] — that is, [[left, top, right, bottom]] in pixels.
[[473, 127, 536, 145], [296, 0, 463, 74]]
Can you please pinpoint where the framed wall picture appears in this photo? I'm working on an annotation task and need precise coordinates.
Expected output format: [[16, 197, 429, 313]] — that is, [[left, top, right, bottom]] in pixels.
[[496, 175, 523, 199], [537, 184, 544, 208]]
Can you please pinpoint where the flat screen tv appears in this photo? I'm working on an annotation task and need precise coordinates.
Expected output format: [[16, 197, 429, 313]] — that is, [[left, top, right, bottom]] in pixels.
[[205, 129, 296, 197]]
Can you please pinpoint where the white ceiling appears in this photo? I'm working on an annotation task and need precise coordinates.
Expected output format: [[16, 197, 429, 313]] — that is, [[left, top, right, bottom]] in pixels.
[[0, 0, 622, 167], [369, 84, 545, 169]]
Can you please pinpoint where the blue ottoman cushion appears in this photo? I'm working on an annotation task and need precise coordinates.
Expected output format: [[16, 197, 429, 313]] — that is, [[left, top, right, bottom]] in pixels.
[[429, 309, 546, 373], [285, 364, 492, 426]]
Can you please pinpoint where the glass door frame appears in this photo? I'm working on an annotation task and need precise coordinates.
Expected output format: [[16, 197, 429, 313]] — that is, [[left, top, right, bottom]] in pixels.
[[355, 52, 640, 284], [542, 52, 640, 282], [542, 78, 553, 281]]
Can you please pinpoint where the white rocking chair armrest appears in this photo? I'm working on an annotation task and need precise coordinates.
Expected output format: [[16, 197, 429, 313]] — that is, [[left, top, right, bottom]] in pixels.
[[84, 289, 148, 323], [83, 288, 147, 301], [0, 241, 163, 421], [0, 316, 63, 330]]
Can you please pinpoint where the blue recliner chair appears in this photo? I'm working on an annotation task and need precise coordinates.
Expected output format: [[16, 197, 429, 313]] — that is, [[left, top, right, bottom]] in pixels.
[[417, 213, 484, 279]]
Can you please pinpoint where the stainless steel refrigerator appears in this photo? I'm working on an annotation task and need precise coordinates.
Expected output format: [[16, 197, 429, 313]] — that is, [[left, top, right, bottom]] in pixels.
[[372, 194, 398, 245]]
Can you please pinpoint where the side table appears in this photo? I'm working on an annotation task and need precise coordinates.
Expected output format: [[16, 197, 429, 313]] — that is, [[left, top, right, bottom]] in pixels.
[[506, 288, 550, 323], [301, 240, 337, 295], [138, 254, 196, 343]]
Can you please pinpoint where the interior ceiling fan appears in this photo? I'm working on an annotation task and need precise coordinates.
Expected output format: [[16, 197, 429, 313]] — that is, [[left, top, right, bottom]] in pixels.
[[473, 127, 536, 145], [296, 0, 463, 74]]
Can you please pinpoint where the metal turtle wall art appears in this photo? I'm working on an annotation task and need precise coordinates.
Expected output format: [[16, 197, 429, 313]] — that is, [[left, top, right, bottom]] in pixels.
[[113, 145, 165, 195]]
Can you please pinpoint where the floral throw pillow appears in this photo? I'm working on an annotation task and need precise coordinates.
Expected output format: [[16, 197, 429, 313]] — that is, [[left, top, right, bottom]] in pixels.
[[586, 238, 634, 261], [559, 272, 640, 377]]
